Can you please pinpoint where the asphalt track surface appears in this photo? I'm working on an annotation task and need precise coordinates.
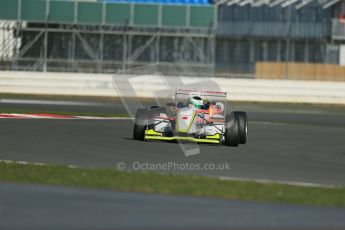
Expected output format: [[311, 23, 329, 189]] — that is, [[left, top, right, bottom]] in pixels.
[[0, 98, 345, 186], [1, 98, 345, 229], [1, 182, 345, 230]]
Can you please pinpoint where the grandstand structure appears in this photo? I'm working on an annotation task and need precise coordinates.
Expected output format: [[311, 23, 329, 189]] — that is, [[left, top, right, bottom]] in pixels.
[[0, 0, 344, 77], [0, 0, 216, 75]]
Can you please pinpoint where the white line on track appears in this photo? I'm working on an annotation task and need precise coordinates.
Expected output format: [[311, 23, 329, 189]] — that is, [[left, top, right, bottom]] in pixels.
[[0, 99, 110, 107], [0, 114, 315, 126], [0, 159, 79, 169], [0, 113, 133, 120], [218, 176, 339, 188], [75, 116, 133, 120]]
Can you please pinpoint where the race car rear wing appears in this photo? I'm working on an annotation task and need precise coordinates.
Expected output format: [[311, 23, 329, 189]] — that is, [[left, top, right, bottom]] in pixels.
[[175, 88, 227, 97]]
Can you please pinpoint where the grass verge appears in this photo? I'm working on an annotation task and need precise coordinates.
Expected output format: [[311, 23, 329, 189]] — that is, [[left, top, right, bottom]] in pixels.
[[0, 161, 344, 207], [0, 107, 129, 117]]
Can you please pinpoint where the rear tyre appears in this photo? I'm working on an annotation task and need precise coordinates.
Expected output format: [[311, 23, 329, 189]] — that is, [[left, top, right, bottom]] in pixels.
[[133, 109, 149, 141], [148, 106, 166, 117], [147, 107, 166, 128], [224, 113, 239, 147], [234, 111, 247, 144]]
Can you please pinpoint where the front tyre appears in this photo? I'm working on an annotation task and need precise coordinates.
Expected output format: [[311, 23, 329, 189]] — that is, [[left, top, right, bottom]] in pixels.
[[224, 113, 239, 147], [133, 109, 149, 141]]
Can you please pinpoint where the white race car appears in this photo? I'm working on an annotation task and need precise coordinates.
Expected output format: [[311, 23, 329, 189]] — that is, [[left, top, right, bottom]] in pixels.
[[133, 89, 247, 146]]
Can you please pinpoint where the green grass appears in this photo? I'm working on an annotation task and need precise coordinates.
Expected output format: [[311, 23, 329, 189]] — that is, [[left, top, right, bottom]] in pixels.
[[1, 161, 345, 207], [0, 107, 129, 117]]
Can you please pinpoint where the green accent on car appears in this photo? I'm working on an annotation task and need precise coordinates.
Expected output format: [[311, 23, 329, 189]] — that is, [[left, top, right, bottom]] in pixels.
[[145, 129, 161, 136], [188, 96, 204, 109], [145, 129, 220, 144], [176, 110, 197, 133], [206, 133, 221, 140]]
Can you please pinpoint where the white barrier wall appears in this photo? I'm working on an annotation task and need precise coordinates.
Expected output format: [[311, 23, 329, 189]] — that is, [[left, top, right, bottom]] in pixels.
[[0, 71, 345, 105]]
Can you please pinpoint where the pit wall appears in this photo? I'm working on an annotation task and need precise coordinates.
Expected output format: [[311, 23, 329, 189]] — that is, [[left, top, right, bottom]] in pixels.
[[0, 71, 344, 105]]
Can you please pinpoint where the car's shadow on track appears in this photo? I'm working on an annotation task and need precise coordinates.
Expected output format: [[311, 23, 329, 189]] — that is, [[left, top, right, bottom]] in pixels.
[[121, 137, 223, 147]]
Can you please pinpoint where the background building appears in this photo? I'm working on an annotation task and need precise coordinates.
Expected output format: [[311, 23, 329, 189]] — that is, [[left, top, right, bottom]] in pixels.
[[216, 0, 345, 77], [0, 0, 344, 78]]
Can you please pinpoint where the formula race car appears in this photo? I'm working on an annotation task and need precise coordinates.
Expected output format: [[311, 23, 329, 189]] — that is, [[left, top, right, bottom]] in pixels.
[[133, 89, 247, 146]]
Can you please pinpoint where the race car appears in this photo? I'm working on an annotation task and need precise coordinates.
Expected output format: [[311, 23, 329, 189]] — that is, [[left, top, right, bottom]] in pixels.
[[133, 88, 247, 146]]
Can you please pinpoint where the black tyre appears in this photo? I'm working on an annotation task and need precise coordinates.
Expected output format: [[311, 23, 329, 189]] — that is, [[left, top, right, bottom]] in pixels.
[[224, 113, 239, 147], [234, 111, 247, 144], [133, 109, 149, 141], [133, 107, 167, 141]]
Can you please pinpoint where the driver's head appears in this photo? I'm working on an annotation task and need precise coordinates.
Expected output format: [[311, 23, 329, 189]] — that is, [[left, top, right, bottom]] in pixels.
[[188, 95, 203, 109]]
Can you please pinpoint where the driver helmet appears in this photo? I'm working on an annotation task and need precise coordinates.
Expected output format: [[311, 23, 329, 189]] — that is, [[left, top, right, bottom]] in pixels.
[[188, 95, 203, 109]]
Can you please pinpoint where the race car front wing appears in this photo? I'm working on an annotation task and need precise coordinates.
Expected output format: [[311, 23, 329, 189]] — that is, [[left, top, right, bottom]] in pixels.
[[144, 129, 221, 144]]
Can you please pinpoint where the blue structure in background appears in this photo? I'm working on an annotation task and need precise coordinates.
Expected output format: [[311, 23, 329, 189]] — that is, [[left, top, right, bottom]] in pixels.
[[100, 0, 210, 5]]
